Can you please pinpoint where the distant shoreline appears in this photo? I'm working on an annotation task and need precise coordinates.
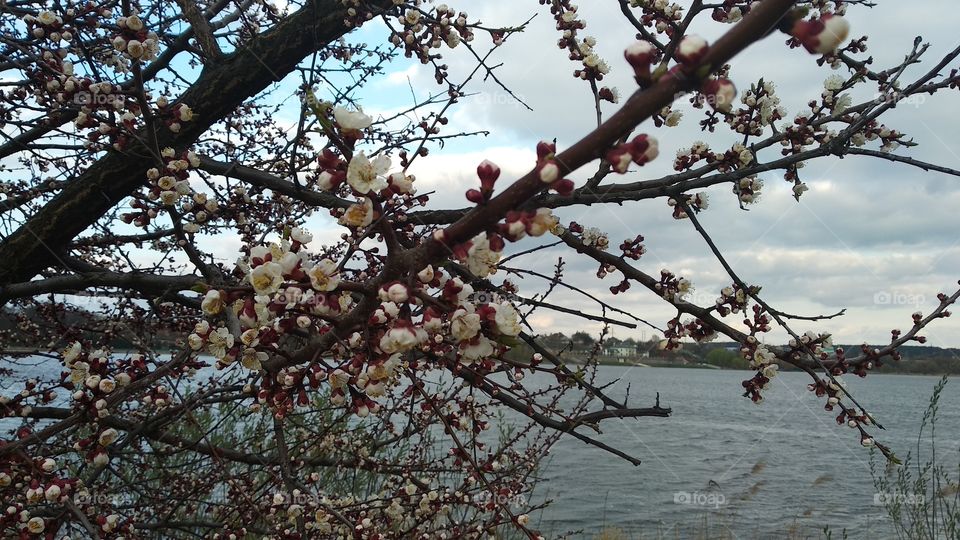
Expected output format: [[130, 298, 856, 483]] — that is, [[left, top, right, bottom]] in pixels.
[[559, 355, 960, 376], [4, 348, 957, 376]]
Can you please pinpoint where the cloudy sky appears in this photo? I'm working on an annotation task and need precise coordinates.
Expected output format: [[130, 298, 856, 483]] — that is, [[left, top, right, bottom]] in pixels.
[[228, 1, 960, 348]]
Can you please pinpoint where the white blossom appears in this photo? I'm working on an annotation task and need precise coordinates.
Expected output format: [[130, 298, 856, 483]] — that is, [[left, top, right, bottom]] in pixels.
[[346, 152, 390, 194], [333, 107, 372, 131]]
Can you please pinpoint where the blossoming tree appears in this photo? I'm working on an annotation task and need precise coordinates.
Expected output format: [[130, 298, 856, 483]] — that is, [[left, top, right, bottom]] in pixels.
[[1, 0, 959, 537]]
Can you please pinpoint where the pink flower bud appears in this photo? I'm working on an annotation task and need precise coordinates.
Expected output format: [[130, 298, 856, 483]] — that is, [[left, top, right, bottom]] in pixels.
[[702, 78, 737, 113], [676, 35, 709, 64], [624, 41, 657, 80], [476, 159, 500, 191], [489, 234, 505, 252], [792, 14, 850, 55], [607, 135, 658, 173], [598, 87, 619, 103], [536, 140, 556, 160], [465, 188, 485, 204], [630, 134, 659, 165], [552, 179, 575, 196], [606, 147, 633, 174]]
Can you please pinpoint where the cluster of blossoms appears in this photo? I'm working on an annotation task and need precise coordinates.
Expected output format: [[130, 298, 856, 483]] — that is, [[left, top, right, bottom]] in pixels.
[[673, 140, 713, 171], [21, 5, 109, 43], [653, 269, 693, 303], [714, 284, 751, 316], [575, 35, 612, 83], [740, 341, 779, 403], [714, 143, 755, 173], [620, 234, 646, 260], [821, 74, 853, 113], [111, 12, 160, 62], [192, 203, 551, 418], [155, 96, 196, 133], [729, 79, 786, 135], [311, 106, 428, 230], [787, 330, 861, 411], [627, 0, 685, 35], [78, 92, 189, 152], [129, 147, 206, 229], [188, 320, 241, 368], [453, 232, 504, 278], [59, 341, 202, 413], [734, 176, 763, 205], [853, 121, 904, 154], [1, 457, 69, 536], [542, 1, 618, 101], [779, 115, 819, 154], [62, 345, 120, 413], [624, 35, 738, 117], [1, 452, 132, 535], [162, 107, 568, 420], [661, 317, 718, 350], [667, 192, 709, 219], [22, 33, 144, 150], [565, 222, 609, 251], [710, 1, 745, 24], [389, 4, 474, 63], [24, 27, 181, 152]]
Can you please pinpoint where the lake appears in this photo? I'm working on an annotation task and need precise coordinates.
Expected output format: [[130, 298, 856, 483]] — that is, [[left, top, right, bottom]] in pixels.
[[526, 366, 960, 539], [3, 357, 956, 539]]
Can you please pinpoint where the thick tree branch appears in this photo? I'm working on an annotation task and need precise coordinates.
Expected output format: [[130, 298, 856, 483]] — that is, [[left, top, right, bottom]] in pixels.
[[0, 0, 392, 288]]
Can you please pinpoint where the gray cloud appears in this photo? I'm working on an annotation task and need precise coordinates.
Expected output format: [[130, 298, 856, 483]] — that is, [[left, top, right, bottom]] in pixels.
[[381, 1, 960, 345]]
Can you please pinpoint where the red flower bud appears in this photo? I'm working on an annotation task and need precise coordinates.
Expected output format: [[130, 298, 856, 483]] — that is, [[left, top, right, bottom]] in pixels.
[[791, 14, 850, 55], [701, 78, 737, 113], [675, 35, 709, 64], [536, 140, 556, 160], [476, 159, 500, 192], [606, 147, 633, 174], [488, 233, 505, 252], [552, 178, 575, 196], [625, 40, 657, 82], [465, 189, 485, 204], [629, 134, 659, 165]]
